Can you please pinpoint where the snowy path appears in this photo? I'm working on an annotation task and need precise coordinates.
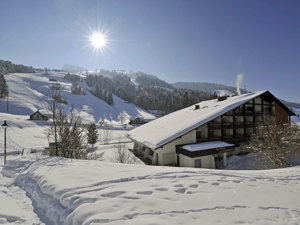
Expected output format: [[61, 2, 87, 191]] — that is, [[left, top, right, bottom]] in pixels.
[[3, 156, 300, 225], [0, 163, 44, 225]]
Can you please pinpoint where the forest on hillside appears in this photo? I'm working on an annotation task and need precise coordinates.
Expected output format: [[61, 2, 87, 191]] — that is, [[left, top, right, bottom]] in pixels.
[[0, 59, 36, 98], [85, 73, 216, 115]]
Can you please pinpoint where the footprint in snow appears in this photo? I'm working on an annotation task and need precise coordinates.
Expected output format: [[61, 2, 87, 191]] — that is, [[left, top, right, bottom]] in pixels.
[[174, 188, 186, 194], [101, 191, 126, 198], [155, 188, 169, 191], [198, 180, 207, 184], [136, 191, 153, 195], [232, 180, 242, 183]]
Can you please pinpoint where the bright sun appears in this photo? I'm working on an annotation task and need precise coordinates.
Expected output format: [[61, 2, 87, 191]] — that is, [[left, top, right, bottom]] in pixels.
[[90, 32, 107, 49]]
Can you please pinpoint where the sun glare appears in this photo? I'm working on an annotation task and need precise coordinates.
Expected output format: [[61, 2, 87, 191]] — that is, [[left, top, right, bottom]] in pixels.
[[90, 32, 107, 49]]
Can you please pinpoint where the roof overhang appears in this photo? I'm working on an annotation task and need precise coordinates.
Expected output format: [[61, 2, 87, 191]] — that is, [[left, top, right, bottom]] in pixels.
[[176, 141, 235, 158]]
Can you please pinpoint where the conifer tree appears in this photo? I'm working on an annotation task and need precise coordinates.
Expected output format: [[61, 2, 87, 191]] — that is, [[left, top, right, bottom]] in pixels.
[[0, 73, 8, 98], [87, 122, 98, 148]]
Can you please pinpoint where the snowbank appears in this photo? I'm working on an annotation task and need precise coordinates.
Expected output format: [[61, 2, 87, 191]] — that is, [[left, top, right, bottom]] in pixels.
[[3, 156, 300, 225], [0, 160, 43, 224]]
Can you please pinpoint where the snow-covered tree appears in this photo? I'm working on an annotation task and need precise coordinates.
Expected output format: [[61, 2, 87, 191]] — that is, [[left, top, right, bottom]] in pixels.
[[246, 115, 300, 168], [118, 112, 126, 125]]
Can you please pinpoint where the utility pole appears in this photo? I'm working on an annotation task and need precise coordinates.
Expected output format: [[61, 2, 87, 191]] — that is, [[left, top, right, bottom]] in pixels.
[[2, 120, 8, 164]]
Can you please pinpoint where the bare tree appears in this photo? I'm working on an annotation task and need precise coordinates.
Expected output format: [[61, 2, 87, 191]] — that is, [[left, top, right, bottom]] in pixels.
[[246, 115, 300, 168], [45, 84, 64, 156], [100, 121, 112, 144], [113, 138, 137, 164], [45, 85, 102, 160]]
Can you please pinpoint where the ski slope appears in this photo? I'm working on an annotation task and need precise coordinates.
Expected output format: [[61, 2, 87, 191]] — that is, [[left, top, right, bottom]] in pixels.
[[0, 72, 155, 123]]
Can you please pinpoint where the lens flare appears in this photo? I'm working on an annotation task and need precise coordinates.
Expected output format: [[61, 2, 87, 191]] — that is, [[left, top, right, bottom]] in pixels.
[[89, 32, 107, 49]]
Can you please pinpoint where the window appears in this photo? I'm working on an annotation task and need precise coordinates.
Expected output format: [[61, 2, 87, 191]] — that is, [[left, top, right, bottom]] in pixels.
[[195, 159, 201, 168], [196, 131, 202, 139], [246, 106, 254, 112]]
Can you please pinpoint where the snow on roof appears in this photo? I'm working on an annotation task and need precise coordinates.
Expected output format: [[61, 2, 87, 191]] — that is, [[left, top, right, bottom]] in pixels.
[[181, 141, 234, 152], [128, 91, 267, 149]]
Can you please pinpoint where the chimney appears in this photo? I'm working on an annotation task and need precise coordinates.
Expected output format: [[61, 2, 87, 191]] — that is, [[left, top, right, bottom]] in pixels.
[[194, 104, 200, 110]]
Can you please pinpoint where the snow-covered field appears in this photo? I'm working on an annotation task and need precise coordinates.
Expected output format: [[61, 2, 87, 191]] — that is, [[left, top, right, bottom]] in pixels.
[[1, 155, 300, 225]]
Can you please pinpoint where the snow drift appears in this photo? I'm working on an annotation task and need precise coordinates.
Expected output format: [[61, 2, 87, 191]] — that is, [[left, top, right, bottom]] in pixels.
[[3, 156, 300, 225]]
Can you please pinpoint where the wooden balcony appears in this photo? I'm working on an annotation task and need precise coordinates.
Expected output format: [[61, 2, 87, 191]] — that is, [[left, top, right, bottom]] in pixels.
[[208, 122, 221, 126], [222, 122, 233, 126], [235, 134, 244, 138], [223, 135, 234, 139], [234, 109, 244, 114], [208, 136, 222, 140], [196, 138, 209, 142]]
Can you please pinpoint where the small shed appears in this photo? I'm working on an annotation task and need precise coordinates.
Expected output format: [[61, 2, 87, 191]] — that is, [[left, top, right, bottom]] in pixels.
[[129, 117, 145, 125], [30, 111, 49, 121]]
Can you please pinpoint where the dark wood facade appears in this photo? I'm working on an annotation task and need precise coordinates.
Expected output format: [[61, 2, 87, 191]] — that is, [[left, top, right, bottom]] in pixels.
[[195, 91, 294, 146], [30, 111, 49, 121]]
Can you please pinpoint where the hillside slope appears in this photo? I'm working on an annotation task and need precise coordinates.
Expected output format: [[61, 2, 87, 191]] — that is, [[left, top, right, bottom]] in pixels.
[[173, 81, 247, 95], [0, 72, 155, 123]]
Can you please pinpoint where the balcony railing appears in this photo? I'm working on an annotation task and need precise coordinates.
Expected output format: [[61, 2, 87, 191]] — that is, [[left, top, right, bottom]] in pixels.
[[208, 136, 222, 140], [208, 122, 221, 126]]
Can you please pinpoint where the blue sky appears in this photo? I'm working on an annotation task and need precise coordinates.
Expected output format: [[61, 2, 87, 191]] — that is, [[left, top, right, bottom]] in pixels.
[[0, 0, 299, 102]]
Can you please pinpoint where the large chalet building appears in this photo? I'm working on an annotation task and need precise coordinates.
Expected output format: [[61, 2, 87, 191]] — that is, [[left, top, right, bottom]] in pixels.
[[128, 91, 295, 169]]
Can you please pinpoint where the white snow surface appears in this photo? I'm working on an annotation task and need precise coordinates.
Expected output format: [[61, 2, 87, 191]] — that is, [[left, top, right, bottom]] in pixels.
[[2, 155, 300, 225], [0, 72, 155, 123], [214, 89, 235, 97], [182, 141, 234, 152], [128, 91, 267, 149], [0, 161, 44, 224]]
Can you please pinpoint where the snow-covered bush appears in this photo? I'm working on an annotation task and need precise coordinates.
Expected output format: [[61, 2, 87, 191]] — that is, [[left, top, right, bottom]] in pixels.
[[246, 115, 300, 168]]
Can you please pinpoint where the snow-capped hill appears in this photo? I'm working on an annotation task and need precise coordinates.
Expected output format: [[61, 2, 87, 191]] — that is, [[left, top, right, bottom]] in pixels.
[[0, 72, 155, 123], [61, 64, 87, 73], [214, 89, 235, 97]]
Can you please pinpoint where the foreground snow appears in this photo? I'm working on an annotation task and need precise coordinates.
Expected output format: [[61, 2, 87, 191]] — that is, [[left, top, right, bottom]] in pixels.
[[3, 156, 300, 225], [0, 163, 43, 224]]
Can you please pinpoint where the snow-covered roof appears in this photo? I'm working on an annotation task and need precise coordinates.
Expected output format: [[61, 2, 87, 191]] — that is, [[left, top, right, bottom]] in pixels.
[[128, 91, 284, 150], [181, 141, 234, 152]]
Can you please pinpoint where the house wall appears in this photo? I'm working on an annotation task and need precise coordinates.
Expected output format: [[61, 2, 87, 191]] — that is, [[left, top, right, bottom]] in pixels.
[[179, 154, 215, 169], [155, 130, 196, 166], [275, 103, 289, 124], [197, 124, 208, 138]]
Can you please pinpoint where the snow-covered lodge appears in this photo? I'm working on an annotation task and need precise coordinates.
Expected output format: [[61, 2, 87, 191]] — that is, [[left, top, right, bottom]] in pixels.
[[128, 91, 295, 169]]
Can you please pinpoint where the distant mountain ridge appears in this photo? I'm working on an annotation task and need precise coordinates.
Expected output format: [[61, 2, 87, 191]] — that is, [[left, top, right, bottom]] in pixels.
[[173, 81, 247, 95], [1, 59, 299, 112], [61, 64, 87, 73]]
